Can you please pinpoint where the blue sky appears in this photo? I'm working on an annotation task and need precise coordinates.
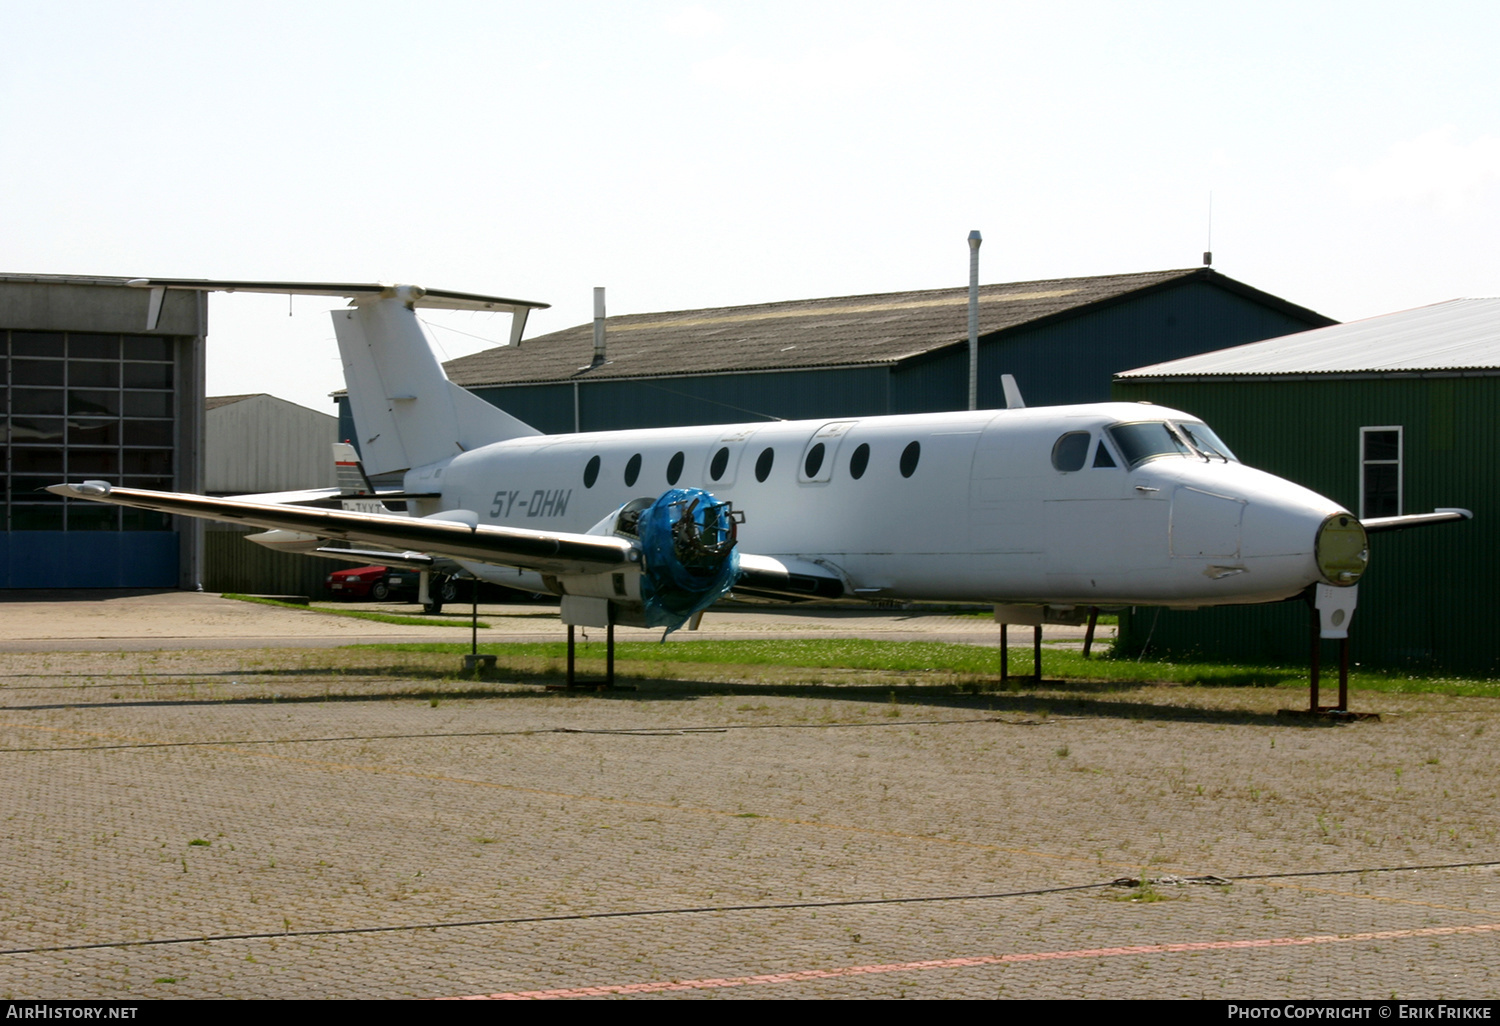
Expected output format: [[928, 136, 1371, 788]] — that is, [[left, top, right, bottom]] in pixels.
[[4, 0, 1499, 412]]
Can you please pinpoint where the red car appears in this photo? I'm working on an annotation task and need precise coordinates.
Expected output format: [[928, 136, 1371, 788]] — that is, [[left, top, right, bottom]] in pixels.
[[325, 565, 411, 601]]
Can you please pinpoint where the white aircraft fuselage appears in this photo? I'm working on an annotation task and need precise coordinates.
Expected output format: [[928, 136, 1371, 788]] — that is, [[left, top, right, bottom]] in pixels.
[[427, 402, 1355, 609]]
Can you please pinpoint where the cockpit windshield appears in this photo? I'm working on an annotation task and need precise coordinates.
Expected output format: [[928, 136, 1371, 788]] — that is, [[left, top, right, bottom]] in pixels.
[[1107, 420, 1238, 467], [1178, 422, 1236, 462]]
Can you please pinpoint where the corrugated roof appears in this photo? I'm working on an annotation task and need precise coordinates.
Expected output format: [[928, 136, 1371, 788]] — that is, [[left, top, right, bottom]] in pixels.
[[443, 268, 1271, 387], [1118, 298, 1500, 379], [205, 393, 262, 410]]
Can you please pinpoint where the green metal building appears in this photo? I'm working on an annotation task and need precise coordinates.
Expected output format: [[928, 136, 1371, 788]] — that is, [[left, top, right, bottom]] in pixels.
[[1112, 299, 1497, 675]]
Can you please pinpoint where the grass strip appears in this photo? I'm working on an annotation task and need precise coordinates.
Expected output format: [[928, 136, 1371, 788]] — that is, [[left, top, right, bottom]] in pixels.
[[345, 638, 1497, 696]]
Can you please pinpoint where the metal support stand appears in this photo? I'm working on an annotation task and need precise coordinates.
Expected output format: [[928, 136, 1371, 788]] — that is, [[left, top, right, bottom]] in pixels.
[[461, 577, 495, 673], [557, 617, 624, 690], [1308, 602, 1321, 712], [999, 623, 1043, 683], [1082, 606, 1099, 659], [1282, 587, 1373, 721]]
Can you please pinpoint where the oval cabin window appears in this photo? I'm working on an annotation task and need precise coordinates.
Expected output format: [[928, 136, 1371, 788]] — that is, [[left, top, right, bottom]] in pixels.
[[803, 442, 826, 478], [899, 441, 921, 478], [710, 446, 730, 481], [755, 447, 774, 482], [624, 453, 642, 487], [666, 451, 685, 485], [849, 442, 870, 480], [583, 454, 601, 488]]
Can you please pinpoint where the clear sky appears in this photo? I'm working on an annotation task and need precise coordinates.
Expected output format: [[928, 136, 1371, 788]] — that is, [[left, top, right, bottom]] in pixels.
[[4, 1, 1498, 414]]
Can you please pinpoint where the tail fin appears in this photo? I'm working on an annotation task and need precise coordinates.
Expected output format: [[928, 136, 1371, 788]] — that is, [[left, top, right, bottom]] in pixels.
[[334, 290, 540, 476], [333, 441, 375, 496]]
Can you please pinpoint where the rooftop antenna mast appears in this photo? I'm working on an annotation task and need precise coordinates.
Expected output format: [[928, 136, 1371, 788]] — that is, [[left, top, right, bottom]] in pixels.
[[1203, 192, 1213, 267], [967, 230, 982, 410]]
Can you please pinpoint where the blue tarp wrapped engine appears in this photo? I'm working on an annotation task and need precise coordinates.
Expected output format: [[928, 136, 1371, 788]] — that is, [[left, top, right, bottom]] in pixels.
[[635, 488, 742, 632]]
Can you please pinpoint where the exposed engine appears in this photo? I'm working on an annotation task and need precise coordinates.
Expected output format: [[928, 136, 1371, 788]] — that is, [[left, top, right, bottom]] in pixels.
[[633, 488, 743, 631]]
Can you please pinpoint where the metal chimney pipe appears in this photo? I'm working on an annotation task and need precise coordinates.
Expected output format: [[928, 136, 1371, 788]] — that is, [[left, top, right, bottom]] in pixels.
[[967, 230, 982, 411], [592, 287, 606, 364]]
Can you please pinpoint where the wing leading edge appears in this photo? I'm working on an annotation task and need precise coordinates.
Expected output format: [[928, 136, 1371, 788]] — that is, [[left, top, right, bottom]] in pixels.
[[48, 482, 636, 577], [47, 481, 852, 603]]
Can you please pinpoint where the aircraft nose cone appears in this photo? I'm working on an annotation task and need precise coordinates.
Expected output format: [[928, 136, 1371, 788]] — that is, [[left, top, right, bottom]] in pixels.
[[1315, 512, 1368, 586]]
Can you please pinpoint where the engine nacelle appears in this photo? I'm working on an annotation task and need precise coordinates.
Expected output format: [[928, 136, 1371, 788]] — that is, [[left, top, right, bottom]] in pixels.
[[552, 487, 743, 633]]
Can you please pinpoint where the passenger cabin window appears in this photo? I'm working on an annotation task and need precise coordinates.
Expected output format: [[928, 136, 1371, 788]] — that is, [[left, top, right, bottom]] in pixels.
[[803, 442, 825, 478], [849, 442, 870, 480], [624, 453, 642, 487], [1361, 426, 1402, 518], [710, 446, 730, 481], [583, 455, 601, 488], [755, 447, 774, 482], [899, 441, 921, 478], [1051, 432, 1090, 472], [666, 451, 685, 485]]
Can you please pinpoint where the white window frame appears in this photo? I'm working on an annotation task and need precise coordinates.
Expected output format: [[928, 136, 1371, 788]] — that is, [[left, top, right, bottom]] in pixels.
[[1359, 425, 1403, 519]]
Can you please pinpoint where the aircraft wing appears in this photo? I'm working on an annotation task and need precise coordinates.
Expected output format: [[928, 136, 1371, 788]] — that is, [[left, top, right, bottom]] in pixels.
[[1362, 508, 1473, 533], [49, 482, 636, 577], [48, 481, 853, 605]]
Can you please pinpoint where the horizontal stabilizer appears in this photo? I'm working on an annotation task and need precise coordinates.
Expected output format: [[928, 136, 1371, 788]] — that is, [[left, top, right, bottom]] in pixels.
[[126, 278, 549, 313]]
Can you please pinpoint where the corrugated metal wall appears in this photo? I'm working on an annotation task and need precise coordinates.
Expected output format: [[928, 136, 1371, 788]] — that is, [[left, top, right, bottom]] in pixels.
[[205, 396, 338, 494], [202, 524, 337, 597], [1110, 376, 1497, 674]]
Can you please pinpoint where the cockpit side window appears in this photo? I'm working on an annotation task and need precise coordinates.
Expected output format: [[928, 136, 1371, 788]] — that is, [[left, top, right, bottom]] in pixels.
[[1092, 440, 1117, 468], [1051, 431, 1091, 472]]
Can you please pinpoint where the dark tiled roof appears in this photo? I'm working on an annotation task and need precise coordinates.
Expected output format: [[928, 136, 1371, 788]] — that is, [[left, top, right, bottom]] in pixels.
[[443, 268, 1260, 388]]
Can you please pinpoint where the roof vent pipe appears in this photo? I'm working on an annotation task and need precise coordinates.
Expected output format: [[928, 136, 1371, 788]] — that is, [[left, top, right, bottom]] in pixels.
[[967, 230, 982, 411], [592, 287, 606, 365]]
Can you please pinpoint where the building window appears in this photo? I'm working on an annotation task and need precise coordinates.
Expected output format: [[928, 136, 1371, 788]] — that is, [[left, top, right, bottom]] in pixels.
[[1360, 426, 1402, 519], [3, 329, 178, 532]]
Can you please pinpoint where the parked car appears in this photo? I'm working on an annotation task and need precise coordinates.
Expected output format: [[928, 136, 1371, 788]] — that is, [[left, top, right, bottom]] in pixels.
[[324, 565, 419, 601]]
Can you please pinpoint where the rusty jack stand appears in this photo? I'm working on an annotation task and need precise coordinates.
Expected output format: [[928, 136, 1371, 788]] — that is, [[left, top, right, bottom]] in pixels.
[[554, 621, 624, 691], [999, 622, 1043, 683], [1282, 584, 1376, 721]]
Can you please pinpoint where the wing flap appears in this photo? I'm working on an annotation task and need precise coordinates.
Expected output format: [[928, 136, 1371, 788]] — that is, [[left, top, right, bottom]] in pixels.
[[49, 482, 636, 576], [734, 553, 848, 601]]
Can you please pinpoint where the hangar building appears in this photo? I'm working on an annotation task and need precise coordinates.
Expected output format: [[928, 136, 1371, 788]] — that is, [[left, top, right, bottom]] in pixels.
[[339, 267, 1333, 439], [1112, 299, 1498, 675], [0, 274, 205, 589], [201, 393, 338, 596]]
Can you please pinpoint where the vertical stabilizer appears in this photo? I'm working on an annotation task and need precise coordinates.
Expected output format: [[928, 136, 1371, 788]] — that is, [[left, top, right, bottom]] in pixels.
[[334, 292, 540, 476]]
